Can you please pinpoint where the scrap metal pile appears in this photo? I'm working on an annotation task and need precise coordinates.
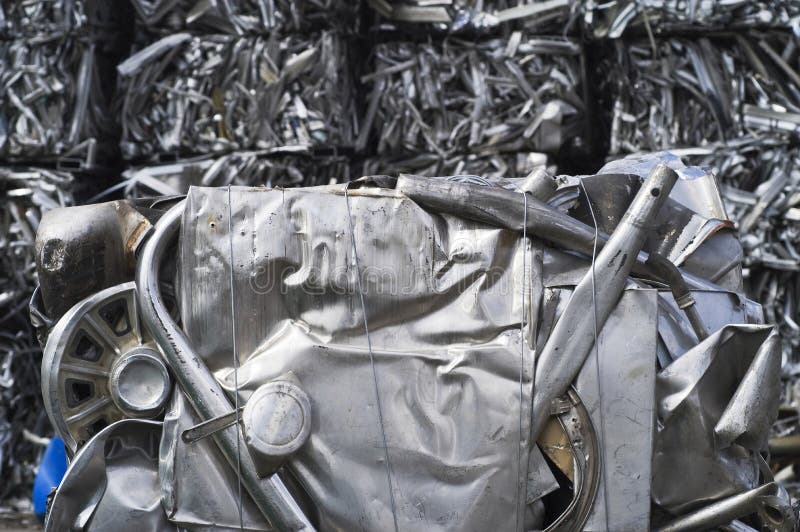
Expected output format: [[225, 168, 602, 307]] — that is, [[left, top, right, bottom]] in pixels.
[[590, 15, 800, 492], [0, 1, 131, 169], [1, 0, 800, 530], [0, 168, 72, 512], [117, 0, 361, 185], [33, 154, 795, 531]]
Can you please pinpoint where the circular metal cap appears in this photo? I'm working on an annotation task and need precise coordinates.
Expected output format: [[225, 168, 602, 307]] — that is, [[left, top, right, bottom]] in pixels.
[[109, 348, 172, 418], [243, 381, 311, 459]]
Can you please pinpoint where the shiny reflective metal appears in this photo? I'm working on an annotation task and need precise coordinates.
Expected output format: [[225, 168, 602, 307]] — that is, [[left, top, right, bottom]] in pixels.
[[585, 1, 800, 38], [655, 482, 795, 532], [45, 419, 174, 532], [41, 282, 170, 454], [531, 164, 678, 442], [34, 152, 790, 530], [394, 171, 723, 292], [117, 32, 355, 160], [181, 406, 244, 444], [243, 380, 312, 477], [108, 348, 171, 418], [542, 388, 600, 532], [359, 35, 586, 166], [135, 201, 314, 531], [180, 183, 544, 530]]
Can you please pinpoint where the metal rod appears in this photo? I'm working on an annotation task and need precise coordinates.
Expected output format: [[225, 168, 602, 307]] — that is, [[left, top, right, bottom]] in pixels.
[[181, 406, 244, 444], [654, 483, 782, 532], [135, 201, 314, 531], [645, 253, 709, 341], [394, 174, 720, 292], [529, 164, 679, 442], [769, 433, 800, 458]]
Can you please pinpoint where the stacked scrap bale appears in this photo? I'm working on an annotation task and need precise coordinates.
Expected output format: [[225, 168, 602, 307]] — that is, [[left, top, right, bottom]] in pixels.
[[0, 1, 131, 169], [0, 1, 129, 508], [0, 169, 74, 507], [117, 0, 361, 188], [355, 0, 588, 177], [585, 6, 800, 482]]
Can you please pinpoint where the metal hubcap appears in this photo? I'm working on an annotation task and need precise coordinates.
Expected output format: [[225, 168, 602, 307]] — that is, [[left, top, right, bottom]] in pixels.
[[42, 282, 171, 454]]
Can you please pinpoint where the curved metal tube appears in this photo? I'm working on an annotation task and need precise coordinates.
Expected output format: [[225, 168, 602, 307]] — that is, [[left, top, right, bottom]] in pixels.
[[135, 201, 314, 531], [645, 253, 708, 341], [531, 164, 679, 442], [654, 482, 793, 532], [394, 173, 718, 291]]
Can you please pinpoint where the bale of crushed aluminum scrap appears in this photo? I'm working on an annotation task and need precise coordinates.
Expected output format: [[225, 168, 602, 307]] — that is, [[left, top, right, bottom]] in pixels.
[[0, 36, 119, 168], [366, 0, 578, 34], [597, 33, 800, 156], [356, 150, 552, 178], [0, 167, 73, 505], [39, 153, 793, 531], [680, 137, 800, 373], [583, 0, 800, 38], [120, 150, 351, 197], [358, 34, 586, 162], [0, 0, 85, 37], [117, 32, 356, 161], [128, 0, 360, 35]]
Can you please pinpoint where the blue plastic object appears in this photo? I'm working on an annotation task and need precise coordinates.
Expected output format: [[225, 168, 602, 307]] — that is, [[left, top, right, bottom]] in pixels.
[[32, 436, 68, 521]]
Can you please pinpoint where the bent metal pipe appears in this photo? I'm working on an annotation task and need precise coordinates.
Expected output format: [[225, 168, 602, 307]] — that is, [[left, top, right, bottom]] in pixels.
[[135, 201, 315, 531], [529, 164, 679, 442]]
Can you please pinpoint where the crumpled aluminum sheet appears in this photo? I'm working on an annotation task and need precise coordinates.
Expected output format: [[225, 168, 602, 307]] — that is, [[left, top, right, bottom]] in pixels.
[[359, 34, 586, 162], [0, 167, 73, 507], [366, 0, 579, 34], [180, 183, 537, 530], [673, 139, 800, 359], [600, 33, 800, 157], [0, 36, 117, 168], [117, 31, 355, 162], [40, 153, 791, 529], [584, 0, 800, 39], [171, 161, 767, 529], [129, 0, 359, 35], [654, 324, 781, 514], [679, 139, 800, 500], [119, 150, 350, 198], [159, 392, 270, 530], [45, 419, 175, 531]]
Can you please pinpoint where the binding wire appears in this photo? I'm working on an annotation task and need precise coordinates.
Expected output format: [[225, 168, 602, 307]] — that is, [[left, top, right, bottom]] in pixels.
[[343, 183, 400, 532], [579, 178, 611, 532], [227, 185, 245, 530], [516, 190, 529, 532]]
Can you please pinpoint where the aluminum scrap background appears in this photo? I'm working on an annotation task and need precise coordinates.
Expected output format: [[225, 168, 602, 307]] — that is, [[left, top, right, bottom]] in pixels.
[[4, 0, 800, 528]]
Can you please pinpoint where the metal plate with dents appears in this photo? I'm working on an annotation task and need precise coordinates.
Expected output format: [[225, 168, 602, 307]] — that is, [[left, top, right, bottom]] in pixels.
[[42, 282, 172, 454]]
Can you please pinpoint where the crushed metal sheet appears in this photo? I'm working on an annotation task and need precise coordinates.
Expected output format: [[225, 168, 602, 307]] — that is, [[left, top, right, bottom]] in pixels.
[[584, 1, 800, 38], [120, 151, 350, 198], [367, 0, 578, 34], [599, 34, 800, 157], [356, 151, 553, 179]]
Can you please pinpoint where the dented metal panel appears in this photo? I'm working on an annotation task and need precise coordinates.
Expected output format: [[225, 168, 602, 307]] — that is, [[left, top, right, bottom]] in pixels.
[[180, 184, 538, 530]]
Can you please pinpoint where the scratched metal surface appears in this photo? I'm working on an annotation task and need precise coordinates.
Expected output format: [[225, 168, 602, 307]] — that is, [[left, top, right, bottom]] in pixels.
[[179, 184, 536, 530]]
